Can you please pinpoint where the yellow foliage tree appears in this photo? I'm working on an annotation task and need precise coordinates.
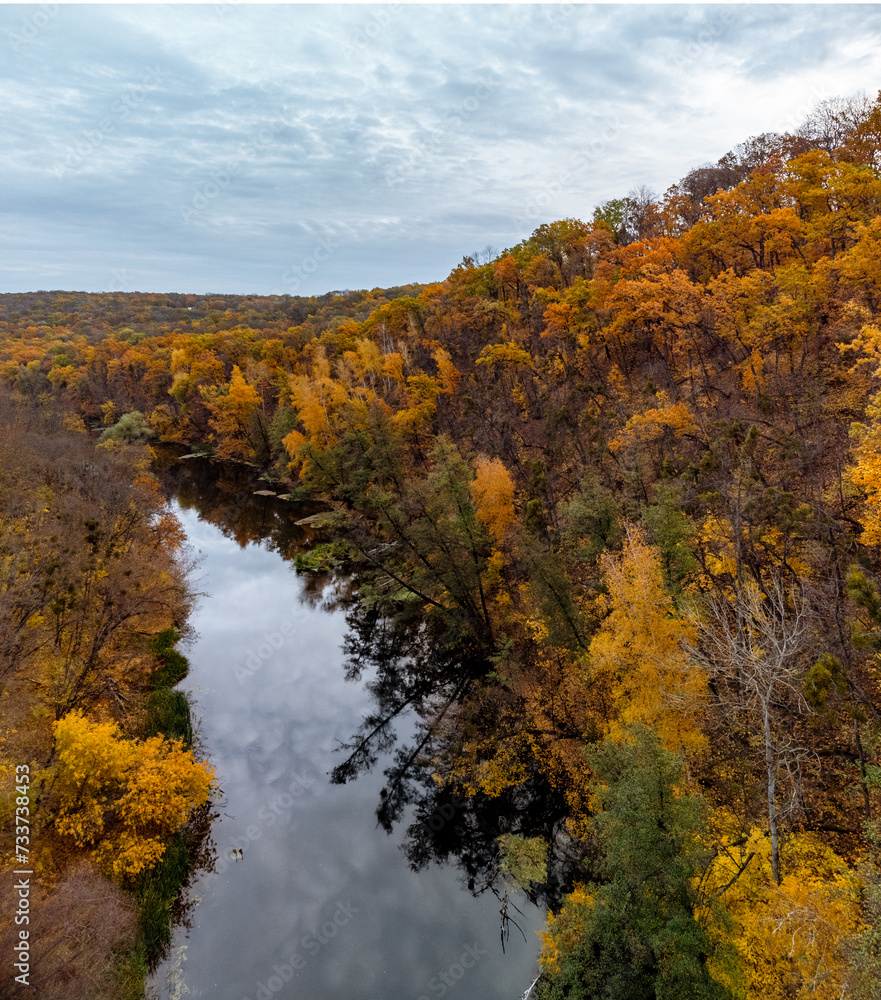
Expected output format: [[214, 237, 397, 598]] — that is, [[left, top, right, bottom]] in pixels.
[[202, 364, 266, 461], [847, 324, 881, 545], [470, 456, 516, 542], [704, 818, 862, 1000], [49, 711, 215, 880], [609, 391, 699, 454], [605, 262, 704, 367], [587, 527, 707, 751], [432, 347, 461, 395], [474, 341, 533, 369], [393, 372, 442, 431], [542, 300, 575, 339], [283, 347, 353, 470], [381, 351, 404, 385], [538, 884, 593, 974]]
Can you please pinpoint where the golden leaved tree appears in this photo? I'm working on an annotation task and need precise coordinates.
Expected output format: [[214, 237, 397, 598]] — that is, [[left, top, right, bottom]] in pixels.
[[470, 456, 516, 543], [201, 364, 268, 461], [586, 527, 707, 752], [703, 816, 861, 1000], [847, 324, 881, 544], [47, 710, 215, 880]]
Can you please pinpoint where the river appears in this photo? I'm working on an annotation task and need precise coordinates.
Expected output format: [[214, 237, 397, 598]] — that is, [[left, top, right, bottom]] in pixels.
[[148, 456, 545, 1000]]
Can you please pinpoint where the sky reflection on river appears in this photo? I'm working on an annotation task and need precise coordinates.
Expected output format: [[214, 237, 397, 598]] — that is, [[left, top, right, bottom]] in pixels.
[[149, 465, 543, 1000]]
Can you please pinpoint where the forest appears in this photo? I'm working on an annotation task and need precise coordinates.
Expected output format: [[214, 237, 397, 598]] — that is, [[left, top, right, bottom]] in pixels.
[[3, 92, 881, 998]]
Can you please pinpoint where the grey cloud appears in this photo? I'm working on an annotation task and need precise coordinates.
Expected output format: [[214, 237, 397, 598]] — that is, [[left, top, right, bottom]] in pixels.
[[3, 4, 881, 295]]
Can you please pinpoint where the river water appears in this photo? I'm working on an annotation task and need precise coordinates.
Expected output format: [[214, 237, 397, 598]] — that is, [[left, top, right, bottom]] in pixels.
[[149, 458, 544, 1000]]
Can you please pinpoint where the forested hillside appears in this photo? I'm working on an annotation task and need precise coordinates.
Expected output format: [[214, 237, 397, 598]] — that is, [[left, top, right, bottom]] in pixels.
[[4, 92, 881, 998]]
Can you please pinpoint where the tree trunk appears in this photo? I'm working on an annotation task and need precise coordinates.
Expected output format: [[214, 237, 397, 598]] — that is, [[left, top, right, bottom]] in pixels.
[[856, 717, 872, 821], [763, 702, 780, 884]]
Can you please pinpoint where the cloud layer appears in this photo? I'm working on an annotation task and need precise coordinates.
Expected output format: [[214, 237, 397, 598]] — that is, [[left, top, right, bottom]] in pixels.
[[3, 3, 880, 295]]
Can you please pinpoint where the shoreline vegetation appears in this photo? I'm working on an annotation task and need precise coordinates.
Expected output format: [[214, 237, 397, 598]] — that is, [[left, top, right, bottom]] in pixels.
[[3, 91, 881, 997], [0, 402, 215, 998]]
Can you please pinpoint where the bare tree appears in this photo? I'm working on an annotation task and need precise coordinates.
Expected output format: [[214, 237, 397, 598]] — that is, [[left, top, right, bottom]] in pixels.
[[685, 578, 813, 883], [0, 863, 136, 1000], [626, 184, 659, 240], [797, 92, 873, 154]]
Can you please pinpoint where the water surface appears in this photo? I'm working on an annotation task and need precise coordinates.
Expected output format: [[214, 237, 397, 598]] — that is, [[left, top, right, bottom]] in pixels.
[[150, 463, 544, 1000]]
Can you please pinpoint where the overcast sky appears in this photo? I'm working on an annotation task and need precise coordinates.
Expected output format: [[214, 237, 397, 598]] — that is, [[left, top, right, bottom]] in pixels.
[[3, 3, 881, 296]]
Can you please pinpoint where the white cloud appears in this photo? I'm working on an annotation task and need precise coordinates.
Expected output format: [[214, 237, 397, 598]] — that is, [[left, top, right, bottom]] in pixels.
[[3, 3, 881, 294]]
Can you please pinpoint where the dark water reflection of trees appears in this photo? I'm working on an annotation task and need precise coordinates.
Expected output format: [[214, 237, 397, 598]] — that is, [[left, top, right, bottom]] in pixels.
[[153, 449, 578, 916]]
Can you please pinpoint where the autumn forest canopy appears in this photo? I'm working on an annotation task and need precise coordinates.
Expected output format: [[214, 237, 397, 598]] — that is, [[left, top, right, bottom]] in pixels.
[[5, 92, 881, 998]]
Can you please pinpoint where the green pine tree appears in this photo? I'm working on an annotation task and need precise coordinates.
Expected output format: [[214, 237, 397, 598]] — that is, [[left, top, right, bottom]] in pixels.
[[538, 726, 734, 1000]]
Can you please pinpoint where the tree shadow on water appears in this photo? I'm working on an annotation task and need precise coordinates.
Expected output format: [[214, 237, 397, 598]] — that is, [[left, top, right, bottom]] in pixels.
[[329, 600, 582, 917]]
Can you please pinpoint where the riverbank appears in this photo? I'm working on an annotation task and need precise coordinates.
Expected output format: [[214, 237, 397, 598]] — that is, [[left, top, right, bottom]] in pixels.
[[0, 406, 214, 1000]]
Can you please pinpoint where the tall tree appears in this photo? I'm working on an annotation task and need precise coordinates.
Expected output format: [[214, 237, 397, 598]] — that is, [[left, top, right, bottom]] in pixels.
[[537, 726, 733, 1000], [685, 579, 812, 883], [587, 527, 707, 752]]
